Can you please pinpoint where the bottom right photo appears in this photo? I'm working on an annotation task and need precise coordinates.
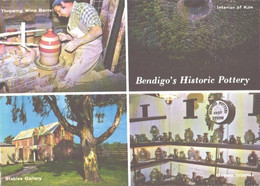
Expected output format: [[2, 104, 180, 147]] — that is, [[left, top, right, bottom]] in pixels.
[[130, 92, 260, 186]]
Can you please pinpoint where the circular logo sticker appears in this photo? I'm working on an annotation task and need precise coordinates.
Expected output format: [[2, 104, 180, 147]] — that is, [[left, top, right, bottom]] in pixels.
[[208, 100, 235, 124]]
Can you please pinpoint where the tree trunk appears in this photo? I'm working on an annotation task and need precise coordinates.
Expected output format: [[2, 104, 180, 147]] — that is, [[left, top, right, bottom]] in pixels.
[[81, 135, 102, 182]]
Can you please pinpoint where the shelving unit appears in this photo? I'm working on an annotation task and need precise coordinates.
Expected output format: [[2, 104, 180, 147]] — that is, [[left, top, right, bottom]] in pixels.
[[131, 141, 260, 185]]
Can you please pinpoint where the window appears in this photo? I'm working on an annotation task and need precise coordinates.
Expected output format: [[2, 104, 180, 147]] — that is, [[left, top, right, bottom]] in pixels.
[[248, 93, 260, 116]]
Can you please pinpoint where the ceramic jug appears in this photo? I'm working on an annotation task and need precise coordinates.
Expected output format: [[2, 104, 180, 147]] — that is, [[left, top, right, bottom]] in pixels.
[[39, 29, 61, 66]]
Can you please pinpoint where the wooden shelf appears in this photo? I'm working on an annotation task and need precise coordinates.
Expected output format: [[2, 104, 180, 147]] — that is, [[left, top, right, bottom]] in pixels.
[[131, 158, 260, 172], [131, 142, 260, 150], [130, 116, 166, 122], [143, 180, 192, 186], [131, 159, 170, 170]]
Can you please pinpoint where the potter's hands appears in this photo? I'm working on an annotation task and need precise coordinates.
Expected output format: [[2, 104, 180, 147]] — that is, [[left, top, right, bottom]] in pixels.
[[57, 33, 72, 41], [64, 38, 82, 52]]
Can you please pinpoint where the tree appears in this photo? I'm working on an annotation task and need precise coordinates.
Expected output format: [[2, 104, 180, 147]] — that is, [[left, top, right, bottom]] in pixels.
[[5, 95, 126, 182], [4, 135, 14, 144]]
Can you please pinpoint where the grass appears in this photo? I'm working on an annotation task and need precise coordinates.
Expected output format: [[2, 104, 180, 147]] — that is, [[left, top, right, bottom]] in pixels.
[[1, 164, 24, 177], [2, 159, 128, 186]]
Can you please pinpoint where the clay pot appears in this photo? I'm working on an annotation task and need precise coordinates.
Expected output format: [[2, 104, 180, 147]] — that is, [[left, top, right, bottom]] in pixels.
[[39, 29, 61, 66], [135, 170, 146, 185], [196, 135, 202, 142], [188, 147, 195, 159], [173, 149, 178, 159], [228, 155, 235, 165], [168, 132, 174, 142], [218, 151, 224, 163], [248, 151, 258, 166], [155, 147, 163, 160], [150, 168, 163, 184], [229, 135, 237, 144], [205, 152, 212, 162], [203, 133, 209, 143], [138, 148, 150, 162], [184, 128, 194, 142], [244, 130, 255, 144]]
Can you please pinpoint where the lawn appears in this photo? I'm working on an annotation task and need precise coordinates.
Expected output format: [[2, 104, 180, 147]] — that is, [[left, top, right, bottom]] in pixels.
[[2, 159, 128, 186], [1, 164, 24, 177]]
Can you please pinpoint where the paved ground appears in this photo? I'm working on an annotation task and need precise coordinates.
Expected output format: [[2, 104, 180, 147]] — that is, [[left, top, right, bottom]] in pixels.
[[1, 165, 38, 182]]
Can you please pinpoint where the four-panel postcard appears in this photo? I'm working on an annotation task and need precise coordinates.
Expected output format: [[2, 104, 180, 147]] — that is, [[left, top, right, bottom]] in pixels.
[[1, 0, 260, 186]]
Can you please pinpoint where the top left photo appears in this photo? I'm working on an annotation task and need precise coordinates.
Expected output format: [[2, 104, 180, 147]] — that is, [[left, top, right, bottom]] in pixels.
[[0, 0, 126, 93]]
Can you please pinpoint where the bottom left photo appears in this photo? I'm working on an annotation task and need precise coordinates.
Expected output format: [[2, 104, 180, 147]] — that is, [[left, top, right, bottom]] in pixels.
[[0, 94, 127, 186]]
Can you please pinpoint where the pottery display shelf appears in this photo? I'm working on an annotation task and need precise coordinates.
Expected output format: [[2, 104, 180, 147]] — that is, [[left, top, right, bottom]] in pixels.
[[131, 140, 260, 185], [130, 142, 260, 185]]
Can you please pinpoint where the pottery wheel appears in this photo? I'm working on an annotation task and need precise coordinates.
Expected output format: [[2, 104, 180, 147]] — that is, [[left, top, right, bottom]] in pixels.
[[34, 56, 65, 71]]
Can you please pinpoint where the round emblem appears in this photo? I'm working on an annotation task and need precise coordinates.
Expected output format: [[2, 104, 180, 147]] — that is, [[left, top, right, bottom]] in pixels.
[[208, 100, 235, 124]]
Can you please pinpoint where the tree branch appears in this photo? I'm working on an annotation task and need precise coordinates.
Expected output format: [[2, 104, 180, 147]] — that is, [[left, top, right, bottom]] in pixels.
[[95, 105, 123, 145], [44, 95, 80, 136]]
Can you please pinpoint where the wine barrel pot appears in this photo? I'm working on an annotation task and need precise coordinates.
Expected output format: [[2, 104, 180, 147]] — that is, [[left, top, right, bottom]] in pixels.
[[184, 0, 205, 7], [39, 29, 61, 66]]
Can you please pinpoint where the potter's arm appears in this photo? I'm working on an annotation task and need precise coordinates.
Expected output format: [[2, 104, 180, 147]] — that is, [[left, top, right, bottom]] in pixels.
[[79, 25, 102, 44], [64, 25, 102, 52]]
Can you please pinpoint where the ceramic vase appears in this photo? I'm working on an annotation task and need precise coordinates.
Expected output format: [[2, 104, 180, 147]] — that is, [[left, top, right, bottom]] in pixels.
[[138, 148, 150, 162], [173, 149, 178, 159], [168, 132, 174, 142], [203, 133, 209, 143], [244, 130, 255, 144], [248, 151, 258, 166], [218, 151, 224, 163], [135, 170, 146, 185], [229, 135, 236, 144], [228, 155, 235, 165], [184, 128, 194, 142], [39, 29, 61, 66], [155, 147, 163, 160], [205, 152, 212, 162]]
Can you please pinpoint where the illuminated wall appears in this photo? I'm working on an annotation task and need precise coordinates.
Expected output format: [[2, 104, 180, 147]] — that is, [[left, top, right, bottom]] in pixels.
[[130, 93, 259, 185]]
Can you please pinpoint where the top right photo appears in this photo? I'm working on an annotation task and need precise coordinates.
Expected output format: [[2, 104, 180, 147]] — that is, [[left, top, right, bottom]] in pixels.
[[128, 0, 260, 90]]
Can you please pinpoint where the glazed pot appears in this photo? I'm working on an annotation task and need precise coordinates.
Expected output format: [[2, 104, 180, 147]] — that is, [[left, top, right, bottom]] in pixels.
[[188, 147, 195, 159], [39, 29, 61, 66], [180, 151, 186, 159], [196, 135, 202, 142], [173, 149, 178, 159], [236, 136, 242, 145], [155, 147, 163, 160], [150, 168, 163, 184], [229, 135, 236, 144], [244, 130, 255, 144], [248, 151, 258, 166], [168, 132, 174, 142], [175, 134, 182, 142], [218, 151, 224, 163], [227, 155, 235, 165], [135, 170, 146, 185], [245, 176, 257, 186], [203, 133, 209, 143], [184, 128, 194, 142], [236, 157, 241, 165], [194, 150, 200, 161], [150, 125, 159, 142], [138, 148, 150, 162], [205, 152, 212, 162]]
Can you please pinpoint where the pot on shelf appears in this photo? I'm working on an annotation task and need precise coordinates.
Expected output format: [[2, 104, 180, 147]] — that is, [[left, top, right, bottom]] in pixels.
[[244, 130, 255, 144]]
